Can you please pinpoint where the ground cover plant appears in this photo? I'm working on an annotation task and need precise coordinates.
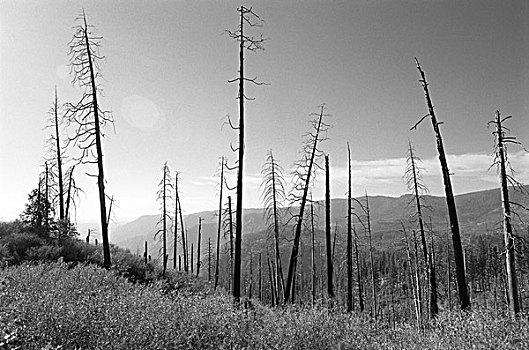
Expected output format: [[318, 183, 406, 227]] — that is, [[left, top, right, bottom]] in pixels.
[[1, 262, 528, 350]]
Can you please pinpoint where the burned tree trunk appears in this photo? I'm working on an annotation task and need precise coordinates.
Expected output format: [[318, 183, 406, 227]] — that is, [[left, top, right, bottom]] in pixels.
[[155, 162, 173, 276], [347, 143, 353, 312], [366, 193, 377, 318], [411, 58, 470, 310], [228, 195, 234, 284], [215, 158, 225, 289], [325, 155, 334, 303], [402, 224, 421, 330], [226, 6, 266, 303], [196, 217, 203, 278], [65, 11, 113, 268], [354, 224, 364, 312], [405, 141, 438, 317], [311, 203, 317, 306], [49, 87, 65, 221], [261, 150, 287, 301], [173, 173, 179, 270], [175, 173, 187, 273], [284, 105, 329, 303], [490, 111, 520, 317], [208, 237, 212, 282]]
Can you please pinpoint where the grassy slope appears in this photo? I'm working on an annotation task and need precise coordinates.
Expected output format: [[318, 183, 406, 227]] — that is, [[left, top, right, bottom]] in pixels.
[[1, 263, 528, 350]]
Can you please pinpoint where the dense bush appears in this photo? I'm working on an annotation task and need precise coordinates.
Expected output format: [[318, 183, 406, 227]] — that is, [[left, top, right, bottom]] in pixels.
[[1, 263, 528, 349], [0, 221, 212, 294]]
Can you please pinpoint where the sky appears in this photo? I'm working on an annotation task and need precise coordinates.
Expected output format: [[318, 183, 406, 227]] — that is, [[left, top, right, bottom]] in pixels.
[[1, 0, 528, 225]]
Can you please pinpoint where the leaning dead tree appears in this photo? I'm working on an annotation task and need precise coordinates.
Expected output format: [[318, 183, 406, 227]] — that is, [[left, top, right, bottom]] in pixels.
[[411, 57, 470, 310], [260, 149, 287, 302], [175, 173, 187, 273], [65, 10, 114, 268], [155, 162, 173, 276], [284, 105, 330, 303], [489, 111, 525, 317], [405, 140, 438, 317], [226, 5, 266, 303]]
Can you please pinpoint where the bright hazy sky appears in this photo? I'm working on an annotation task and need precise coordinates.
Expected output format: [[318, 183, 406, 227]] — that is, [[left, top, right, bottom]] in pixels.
[[1, 0, 528, 223]]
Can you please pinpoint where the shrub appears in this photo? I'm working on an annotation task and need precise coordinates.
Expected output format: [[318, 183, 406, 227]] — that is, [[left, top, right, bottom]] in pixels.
[[2, 263, 529, 350]]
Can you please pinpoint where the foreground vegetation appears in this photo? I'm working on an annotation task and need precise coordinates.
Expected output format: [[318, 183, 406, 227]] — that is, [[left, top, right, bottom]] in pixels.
[[1, 262, 528, 350]]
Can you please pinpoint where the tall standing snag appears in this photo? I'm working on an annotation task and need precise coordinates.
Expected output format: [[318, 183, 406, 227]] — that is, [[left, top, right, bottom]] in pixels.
[[173, 172, 179, 270], [215, 158, 225, 289], [65, 10, 114, 268], [324, 155, 334, 303], [260, 149, 287, 301], [346, 143, 353, 312], [284, 105, 330, 303], [365, 193, 377, 318], [226, 6, 266, 303], [404, 140, 438, 317], [354, 224, 364, 312], [411, 57, 470, 310], [196, 217, 203, 278], [175, 173, 188, 273], [155, 162, 173, 276], [45, 87, 65, 222], [489, 111, 523, 317]]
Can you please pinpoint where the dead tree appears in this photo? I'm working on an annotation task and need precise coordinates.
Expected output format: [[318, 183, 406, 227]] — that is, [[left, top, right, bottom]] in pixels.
[[365, 192, 377, 318], [155, 162, 173, 275], [258, 252, 262, 302], [347, 143, 353, 312], [284, 105, 330, 303], [353, 223, 364, 312], [207, 237, 213, 282], [39, 161, 53, 230], [489, 111, 524, 317], [191, 242, 194, 275], [248, 252, 254, 301], [175, 173, 187, 272], [445, 223, 452, 311], [267, 255, 276, 306], [215, 157, 225, 289], [411, 57, 470, 310], [427, 219, 439, 318], [173, 173, 179, 270], [325, 154, 334, 304], [196, 217, 203, 278], [311, 202, 317, 306], [65, 10, 114, 268], [402, 223, 421, 330], [45, 87, 65, 222], [224, 195, 235, 285], [260, 149, 287, 301], [405, 140, 438, 317], [64, 165, 82, 223], [412, 229, 423, 326], [226, 5, 266, 303]]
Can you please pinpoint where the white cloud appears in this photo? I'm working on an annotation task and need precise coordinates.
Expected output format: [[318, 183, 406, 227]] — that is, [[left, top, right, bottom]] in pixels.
[[319, 151, 529, 199]]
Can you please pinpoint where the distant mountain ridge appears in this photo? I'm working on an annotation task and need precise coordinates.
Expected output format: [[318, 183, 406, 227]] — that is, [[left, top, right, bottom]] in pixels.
[[109, 186, 529, 254]]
